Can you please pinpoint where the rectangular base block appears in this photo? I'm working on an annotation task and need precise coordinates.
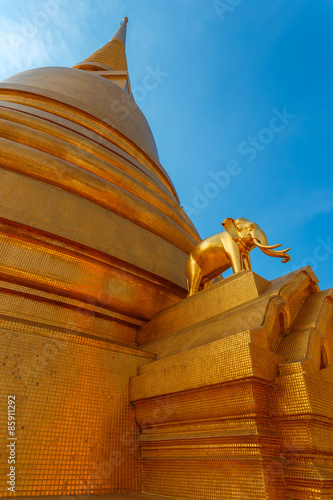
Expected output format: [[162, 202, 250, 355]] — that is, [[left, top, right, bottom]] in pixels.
[[138, 271, 271, 344]]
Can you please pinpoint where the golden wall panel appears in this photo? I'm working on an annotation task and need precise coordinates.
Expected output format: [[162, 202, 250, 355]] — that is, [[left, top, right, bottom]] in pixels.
[[272, 371, 333, 420], [272, 416, 333, 455], [131, 333, 283, 401], [0, 319, 150, 497], [133, 376, 289, 499], [0, 230, 183, 323], [134, 380, 272, 427], [141, 459, 287, 499], [0, 288, 138, 345]]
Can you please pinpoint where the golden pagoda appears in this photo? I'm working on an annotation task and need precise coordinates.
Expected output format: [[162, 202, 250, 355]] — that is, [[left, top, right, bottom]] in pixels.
[[1, 17, 333, 500]]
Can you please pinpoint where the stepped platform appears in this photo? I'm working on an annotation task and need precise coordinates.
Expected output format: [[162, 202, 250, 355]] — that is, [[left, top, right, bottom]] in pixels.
[[130, 267, 333, 499]]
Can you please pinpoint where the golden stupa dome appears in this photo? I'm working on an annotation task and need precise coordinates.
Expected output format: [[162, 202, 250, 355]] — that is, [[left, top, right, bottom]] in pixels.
[[0, 17, 200, 342]]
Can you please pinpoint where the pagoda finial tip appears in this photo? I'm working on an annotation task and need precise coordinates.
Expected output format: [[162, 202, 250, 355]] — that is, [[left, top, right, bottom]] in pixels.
[[109, 16, 128, 45]]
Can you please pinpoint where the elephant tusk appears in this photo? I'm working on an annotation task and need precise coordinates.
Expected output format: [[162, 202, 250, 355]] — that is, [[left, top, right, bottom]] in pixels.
[[273, 246, 291, 254], [281, 247, 291, 253], [254, 238, 291, 261], [253, 239, 282, 250]]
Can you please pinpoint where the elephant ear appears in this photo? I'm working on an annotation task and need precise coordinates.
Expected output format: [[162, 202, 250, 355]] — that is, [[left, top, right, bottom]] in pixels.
[[222, 218, 239, 240]]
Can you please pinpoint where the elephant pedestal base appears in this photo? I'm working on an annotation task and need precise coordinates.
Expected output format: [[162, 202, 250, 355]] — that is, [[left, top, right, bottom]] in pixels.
[[137, 270, 271, 347], [131, 267, 333, 499]]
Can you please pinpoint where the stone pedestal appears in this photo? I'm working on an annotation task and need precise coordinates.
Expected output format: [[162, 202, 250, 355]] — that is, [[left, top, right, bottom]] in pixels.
[[130, 268, 333, 499]]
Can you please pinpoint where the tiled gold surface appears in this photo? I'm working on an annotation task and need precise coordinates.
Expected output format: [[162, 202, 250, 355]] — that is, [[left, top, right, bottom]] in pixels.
[[141, 459, 287, 499], [0, 226, 183, 325], [132, 367, 289, 498], [0, 121, 188, 229], [0, 113, 196, 243], [270, 288, 333, 497], [14, 494, 176, 500], [131, 331, 283, 401], [130, 269, 333, 499], [0, 134, 195, 255], [0, 168, 189, 289], [0, 318, 150, 497]]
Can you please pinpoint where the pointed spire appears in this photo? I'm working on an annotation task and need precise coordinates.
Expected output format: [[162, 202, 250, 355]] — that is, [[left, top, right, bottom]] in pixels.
[[111, 17, 128, 46], [73, 18, 131, 93]]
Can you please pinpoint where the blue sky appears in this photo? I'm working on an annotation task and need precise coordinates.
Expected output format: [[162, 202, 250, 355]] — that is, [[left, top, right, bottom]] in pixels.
[[0, 0, 333, 289]]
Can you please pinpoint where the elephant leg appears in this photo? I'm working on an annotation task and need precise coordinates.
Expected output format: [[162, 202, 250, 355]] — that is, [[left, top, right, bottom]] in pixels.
[[186, 255, 202, 296], [230, 254, 243, 274], [243, 254, 252, 271], [225, 241, 243, 274]]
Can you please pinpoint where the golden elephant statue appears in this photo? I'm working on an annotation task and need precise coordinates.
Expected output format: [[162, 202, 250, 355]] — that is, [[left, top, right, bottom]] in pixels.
[[186, 217, 290, 296]]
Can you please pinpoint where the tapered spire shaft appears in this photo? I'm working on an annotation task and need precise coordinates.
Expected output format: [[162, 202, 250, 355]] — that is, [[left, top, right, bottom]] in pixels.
[[73, 18, 130, 92], [111, 16, 128, 46]]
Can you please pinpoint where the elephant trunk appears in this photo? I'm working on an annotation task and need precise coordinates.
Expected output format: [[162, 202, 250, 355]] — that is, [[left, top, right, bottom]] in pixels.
[[253, 238, 291, 263]]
